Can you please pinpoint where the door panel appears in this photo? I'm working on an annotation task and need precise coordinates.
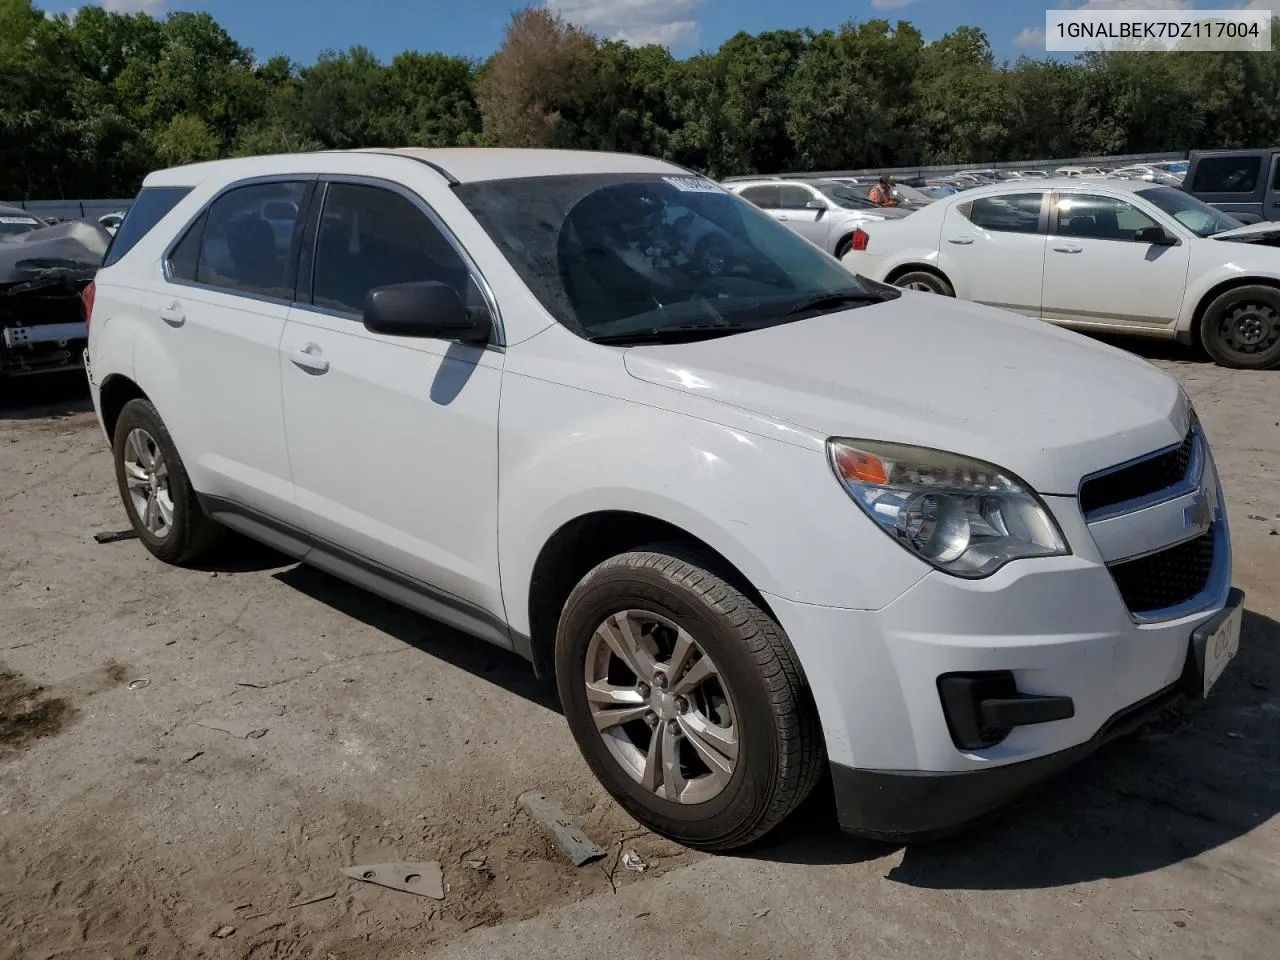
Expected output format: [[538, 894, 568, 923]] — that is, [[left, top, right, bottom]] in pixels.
[[939, 192, 1048, 315], [280, 180, 505, 619], [1041, 192, 1190, 329], [777, 184, 831, 250], [150, 179, 312, 522]]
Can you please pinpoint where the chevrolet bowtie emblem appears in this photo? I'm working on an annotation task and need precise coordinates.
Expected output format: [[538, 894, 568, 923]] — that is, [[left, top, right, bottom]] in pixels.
[[1184, 490, 1214, 531]]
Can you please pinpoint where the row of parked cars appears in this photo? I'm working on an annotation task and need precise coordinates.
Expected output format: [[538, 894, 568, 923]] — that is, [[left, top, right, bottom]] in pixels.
[[721, 149, 1280, 370]]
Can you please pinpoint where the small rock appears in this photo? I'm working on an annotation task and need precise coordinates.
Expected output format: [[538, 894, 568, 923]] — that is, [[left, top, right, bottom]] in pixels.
[[621, 850, 646, 873], [182, 750, 203, 763], [752, 908, 770, 918], [212, 925, 235, 938], [1247, 514, 1268, 522], [1173, 920, 1187, 929], [247, 728, 268, 739]]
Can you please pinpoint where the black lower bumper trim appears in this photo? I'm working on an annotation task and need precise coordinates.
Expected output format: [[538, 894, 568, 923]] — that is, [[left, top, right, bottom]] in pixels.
[[831, 681, 1185, 842]]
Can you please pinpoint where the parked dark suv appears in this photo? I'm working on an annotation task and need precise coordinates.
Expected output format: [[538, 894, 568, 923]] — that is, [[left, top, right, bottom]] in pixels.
[[1184, 148, 1280, 223]]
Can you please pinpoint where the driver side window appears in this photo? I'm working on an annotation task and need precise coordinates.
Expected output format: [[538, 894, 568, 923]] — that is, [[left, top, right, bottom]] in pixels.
[[779, 185, 818, 210], [1056, 194, 1158, 242]]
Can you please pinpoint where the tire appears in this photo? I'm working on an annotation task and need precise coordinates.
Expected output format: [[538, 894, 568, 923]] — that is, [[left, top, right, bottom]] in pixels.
[[1198, 284, 1280, 370], [555, 549, 824, 851], [892, 270, 954, 296], [112, 398, 223, 564]]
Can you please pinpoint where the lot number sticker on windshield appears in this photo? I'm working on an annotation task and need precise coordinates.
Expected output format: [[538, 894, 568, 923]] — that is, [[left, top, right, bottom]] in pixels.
[[663, 176, 722, 194]]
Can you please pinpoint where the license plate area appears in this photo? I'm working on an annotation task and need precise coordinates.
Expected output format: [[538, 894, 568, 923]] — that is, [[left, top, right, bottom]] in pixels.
[[1187, 588, 1245, 699]]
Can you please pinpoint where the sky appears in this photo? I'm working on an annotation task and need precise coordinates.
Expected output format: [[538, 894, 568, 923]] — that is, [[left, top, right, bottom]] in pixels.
[[32, 0, 1280, 66]]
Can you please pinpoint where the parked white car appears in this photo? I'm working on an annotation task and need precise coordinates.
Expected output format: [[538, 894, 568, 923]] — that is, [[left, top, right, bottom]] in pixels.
[[1055, 166, 1107, 178], [84, 150, 1242, 849], [843, 178, 1280, 369], [723, 178, 910, 257]]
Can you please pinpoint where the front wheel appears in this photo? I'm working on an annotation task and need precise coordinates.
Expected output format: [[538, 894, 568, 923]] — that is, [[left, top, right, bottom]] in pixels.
[[555, 549, 824, 851], [1199, 285, 1280, 369], [892, 270, 954, 296]]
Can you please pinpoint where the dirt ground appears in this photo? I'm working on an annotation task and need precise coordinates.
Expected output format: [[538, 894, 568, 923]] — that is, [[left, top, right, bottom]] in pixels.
[[1, 340, 1277, 960]]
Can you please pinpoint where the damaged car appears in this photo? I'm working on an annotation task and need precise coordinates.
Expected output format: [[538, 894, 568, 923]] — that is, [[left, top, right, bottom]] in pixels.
[[1, 219, 108, 381]]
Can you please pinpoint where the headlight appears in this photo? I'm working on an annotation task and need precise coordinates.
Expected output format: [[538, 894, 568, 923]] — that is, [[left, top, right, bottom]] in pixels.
[[827, 439, 1069, 578]]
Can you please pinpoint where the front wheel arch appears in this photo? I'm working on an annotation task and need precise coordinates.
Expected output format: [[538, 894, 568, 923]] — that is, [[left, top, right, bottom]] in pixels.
[[884, 263, 953, 289]]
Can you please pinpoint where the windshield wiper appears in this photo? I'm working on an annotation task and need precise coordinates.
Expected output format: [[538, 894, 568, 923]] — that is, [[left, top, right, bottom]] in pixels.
[[779, 291, 888, 318], [589, 324, 755, 346]]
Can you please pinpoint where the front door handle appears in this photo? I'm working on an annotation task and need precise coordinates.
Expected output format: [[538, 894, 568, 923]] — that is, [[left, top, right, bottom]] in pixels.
[[159, 301, 185, 327], [1053, 245, 1083, 254], [290, 344, 330, 374], [947, 236, 974, 245], [776, 214, 791, 221]]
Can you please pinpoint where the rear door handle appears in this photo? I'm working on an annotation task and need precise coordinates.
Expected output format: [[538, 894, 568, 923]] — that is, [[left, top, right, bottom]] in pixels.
[[159, 301, 185, 327], [1053, 245, 1083, 254], [947, 236, 974, 245], [290, 344, 330, 374]]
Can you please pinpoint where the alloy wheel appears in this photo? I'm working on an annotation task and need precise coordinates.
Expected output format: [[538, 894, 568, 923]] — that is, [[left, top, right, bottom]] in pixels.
[[584, 609, 739, 805], [122, 428, 174, 539]]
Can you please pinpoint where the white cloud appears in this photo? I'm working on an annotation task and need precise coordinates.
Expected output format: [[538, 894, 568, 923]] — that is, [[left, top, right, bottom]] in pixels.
[[1235, 0, 1280, 12], [546, 0, 702, 47], [870, 0, 918, 9], [1014, 26, 1048, 49], [100, 0, 166, 12]]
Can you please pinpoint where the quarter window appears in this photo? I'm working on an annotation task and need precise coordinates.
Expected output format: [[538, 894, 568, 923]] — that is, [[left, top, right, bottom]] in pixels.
[[960, 194, 1044, 234], [1191, 155, 1261, 194], [172, 181, 310, 298], [1056, 194, 1158, 241], [310, 183, 475, 317]]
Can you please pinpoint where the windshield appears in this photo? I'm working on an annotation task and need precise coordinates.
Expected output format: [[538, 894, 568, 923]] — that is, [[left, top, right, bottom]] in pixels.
[[1137, 186, 1241, 237], [455, 173, 891, 344], [814, 183, 877, 209]]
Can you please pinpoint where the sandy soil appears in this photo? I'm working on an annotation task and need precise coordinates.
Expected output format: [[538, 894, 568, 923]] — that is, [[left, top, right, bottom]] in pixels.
[[0, 341, 1277, 960]]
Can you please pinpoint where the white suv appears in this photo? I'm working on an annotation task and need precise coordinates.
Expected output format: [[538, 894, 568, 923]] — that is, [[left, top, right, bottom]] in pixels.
[[84, 149, 1243, 849]]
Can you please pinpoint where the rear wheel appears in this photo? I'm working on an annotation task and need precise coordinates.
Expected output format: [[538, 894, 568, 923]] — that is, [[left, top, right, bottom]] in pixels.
[[112, 399, 223, 564], [555, 549, 824, 851], [892, 270, 954, 296], [1199, 285, 1280, 369]]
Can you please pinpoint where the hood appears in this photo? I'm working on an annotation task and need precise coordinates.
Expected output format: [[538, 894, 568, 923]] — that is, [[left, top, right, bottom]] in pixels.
[[1211, 221, 1280, 245], [622, 294, 1184, 495], [0, 219, 109, 288]]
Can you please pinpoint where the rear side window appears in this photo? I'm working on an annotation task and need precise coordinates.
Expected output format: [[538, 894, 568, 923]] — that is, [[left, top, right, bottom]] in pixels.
[[738, 185, 779, 209], [170, 181, 310, 299], [310, 183, 475, 316], [1191, 156, 1261, 194], [103, 186, 192, 267], [959, 194, 1045, 234]]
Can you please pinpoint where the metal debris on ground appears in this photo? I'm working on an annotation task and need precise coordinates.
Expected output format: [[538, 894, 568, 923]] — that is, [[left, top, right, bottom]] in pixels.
[[286, 891, 336, 909], [340, 862, 444, 900], [516, 790, 607, 867], [621, 850, 647, 873], [126, 678, 150, 690], [193, 719, 269, 739], [211, 925, 235, 938], [752, 908, 770, 918], [93, 529, 138, 545]]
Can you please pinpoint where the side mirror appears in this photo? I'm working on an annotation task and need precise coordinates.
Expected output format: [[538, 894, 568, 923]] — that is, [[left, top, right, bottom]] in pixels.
[[363, 281, 491, 342], [1136, 225, 1178, 246], [805, 198, 827, 211]]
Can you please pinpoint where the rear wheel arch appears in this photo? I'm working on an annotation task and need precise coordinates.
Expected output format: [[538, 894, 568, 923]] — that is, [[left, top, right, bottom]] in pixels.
[[98, 374, 150, 448]]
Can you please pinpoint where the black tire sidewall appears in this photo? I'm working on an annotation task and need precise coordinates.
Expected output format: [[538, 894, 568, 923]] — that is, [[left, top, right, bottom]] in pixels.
[[895, 271, 953, 296], [1201, 285, 1280, 370], [112, 399, 199, 563], [555, 563, 785, 847]]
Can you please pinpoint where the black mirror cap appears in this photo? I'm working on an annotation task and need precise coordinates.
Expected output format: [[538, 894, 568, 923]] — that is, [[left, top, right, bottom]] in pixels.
[[362, 281, 491, 342], [1137, 225, 1178, 246]]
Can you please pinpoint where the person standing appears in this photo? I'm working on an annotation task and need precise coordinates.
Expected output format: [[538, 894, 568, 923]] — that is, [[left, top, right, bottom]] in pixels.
[[868, 174, 900, 207]]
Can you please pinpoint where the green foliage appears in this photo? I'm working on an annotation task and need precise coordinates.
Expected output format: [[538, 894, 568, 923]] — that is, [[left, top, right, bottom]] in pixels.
[[2, 0, 1279, 199]]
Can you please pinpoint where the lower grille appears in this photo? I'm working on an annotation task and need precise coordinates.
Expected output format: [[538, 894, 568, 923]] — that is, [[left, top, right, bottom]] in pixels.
[[1108, 527, 1216, 616]]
